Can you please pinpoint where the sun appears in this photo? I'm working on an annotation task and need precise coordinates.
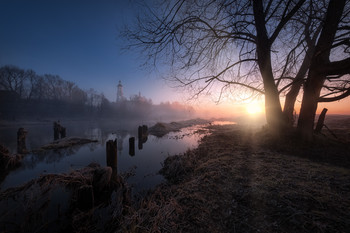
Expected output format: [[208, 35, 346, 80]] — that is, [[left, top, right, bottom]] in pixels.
[[245, 103, 263, 115]]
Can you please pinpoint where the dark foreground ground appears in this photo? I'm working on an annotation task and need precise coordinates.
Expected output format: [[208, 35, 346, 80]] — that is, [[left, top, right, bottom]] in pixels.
[[119, 124, 350, 233]]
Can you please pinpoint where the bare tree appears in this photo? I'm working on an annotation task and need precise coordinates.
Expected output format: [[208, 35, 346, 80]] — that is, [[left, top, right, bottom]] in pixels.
[[298, 0, 350, 140], [281, 1, 325, 125], [24, 69, 38, 100], [124, 0, 308, 130], [0, 65, 27, 98]]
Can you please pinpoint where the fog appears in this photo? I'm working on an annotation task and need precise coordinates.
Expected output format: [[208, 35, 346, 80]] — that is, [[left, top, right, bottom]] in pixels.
[[0, 65, 196, 122]]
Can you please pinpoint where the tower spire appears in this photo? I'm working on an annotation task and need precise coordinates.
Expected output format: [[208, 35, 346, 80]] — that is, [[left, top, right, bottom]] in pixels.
[[117, 80, 124, 102]]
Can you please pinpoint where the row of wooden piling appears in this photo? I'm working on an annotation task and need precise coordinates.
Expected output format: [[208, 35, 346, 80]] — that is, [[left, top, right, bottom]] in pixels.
[[15, 121, 67, 154], [16, 123, 148, 177], [106, 125, 148, 173]]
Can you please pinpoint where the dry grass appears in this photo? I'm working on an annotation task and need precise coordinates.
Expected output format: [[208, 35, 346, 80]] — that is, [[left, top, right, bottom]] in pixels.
[[0, 144, 23, 184], [1, 124, 349, 232], [0, 163, 131, 233], [119, 124, 350, 233]]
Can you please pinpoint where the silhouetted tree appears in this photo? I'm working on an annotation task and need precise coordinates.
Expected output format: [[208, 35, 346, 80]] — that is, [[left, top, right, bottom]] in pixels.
[[0, 65, 27, 99], [0, 65, 93, 118], [298, 0, 350, 140], [124, 0, 308, 130], [281, 1, 325, 125], [124, 0, 350, 137], [25, 69, 39, 100]]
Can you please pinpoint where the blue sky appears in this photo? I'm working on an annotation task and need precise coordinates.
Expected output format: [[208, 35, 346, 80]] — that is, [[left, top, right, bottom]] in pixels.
[[0, 0, 181, 103]]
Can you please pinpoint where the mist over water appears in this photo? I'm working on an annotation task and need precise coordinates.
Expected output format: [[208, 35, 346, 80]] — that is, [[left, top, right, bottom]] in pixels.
[[0, 119, 211, 193]]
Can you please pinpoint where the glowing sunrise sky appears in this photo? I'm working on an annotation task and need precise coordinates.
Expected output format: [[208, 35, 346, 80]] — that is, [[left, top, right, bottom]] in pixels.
[[0, 0, 349, 115]]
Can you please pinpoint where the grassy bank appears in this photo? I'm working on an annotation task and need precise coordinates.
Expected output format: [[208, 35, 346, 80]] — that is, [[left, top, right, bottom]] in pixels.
[[119, 124, 350, 232]]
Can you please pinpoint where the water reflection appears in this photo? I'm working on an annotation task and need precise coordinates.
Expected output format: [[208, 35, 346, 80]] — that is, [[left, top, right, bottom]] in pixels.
[[0, 120, 212, 192]]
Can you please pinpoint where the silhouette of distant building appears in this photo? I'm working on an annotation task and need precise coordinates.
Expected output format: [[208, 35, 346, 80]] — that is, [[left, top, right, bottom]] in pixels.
[[116, 80, 124, 102]]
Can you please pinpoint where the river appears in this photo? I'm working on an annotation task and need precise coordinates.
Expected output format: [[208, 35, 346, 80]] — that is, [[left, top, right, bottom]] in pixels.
[[0, 120, 228, 193]]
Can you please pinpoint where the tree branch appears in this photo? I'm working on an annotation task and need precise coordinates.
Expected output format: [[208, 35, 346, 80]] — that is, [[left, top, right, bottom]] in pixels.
[[270, 0, 306, 44], [216, 79, 265, 94], [318, 88, 350, 102], [324, 57, 350, 75]]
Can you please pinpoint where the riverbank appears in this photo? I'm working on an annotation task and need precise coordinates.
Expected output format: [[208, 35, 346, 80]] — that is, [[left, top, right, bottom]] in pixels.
[[149, 118, 211, 137], [1, 123, 349, 232], [119, 124, 350, 232], [0, 163, 132, 233]]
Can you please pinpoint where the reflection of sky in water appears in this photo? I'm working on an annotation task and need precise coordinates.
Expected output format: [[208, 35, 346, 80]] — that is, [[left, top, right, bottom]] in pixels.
[[0, 122, 212, 193]]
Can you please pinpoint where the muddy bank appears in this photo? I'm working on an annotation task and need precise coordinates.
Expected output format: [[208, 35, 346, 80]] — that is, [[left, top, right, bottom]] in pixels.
[[149, 118, 210, 137], [0, 163, 131, 233], [119, 124, 350, 232]]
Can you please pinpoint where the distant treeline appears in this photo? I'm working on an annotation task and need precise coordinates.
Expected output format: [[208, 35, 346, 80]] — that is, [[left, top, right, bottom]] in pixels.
[[0, 65, 194, 121]]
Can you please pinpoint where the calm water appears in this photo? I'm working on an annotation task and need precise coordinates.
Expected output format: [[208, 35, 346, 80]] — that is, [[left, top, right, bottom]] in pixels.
[[0, 120, 217, 193]]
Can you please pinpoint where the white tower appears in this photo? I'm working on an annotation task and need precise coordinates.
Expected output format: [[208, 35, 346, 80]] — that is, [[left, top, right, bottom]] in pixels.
[[117, 80, 124, 102]]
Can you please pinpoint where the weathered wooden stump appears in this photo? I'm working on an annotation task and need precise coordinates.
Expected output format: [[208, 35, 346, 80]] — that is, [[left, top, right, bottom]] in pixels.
[[138, 139, 143, 150], [138, 125, 148, 148], [142, 125, 148, 143], [129, 137, 135, 156], [106, 139, 117, 170], [138, 126, 143, 139], [53, 122, 60, 140], [60, 127, 66, 138], [17, 128, 28, 154], [54, 121, 66, 139], [315, 108, 328, 134], [142, 125, 148, 135], [138, 125, 145, 150]]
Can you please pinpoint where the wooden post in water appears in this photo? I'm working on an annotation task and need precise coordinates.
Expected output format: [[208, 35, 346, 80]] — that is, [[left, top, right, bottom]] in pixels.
[[60, 127, 66, 138], [138, 126, 143, 139], [106, 139, 117, 170], [138, 138, 143, 150], [139, 125, 148, 144], [315, 108, 328, 134], [142, 125, 148, 135], [138, 125, 144, 150], [17, 128, 28, 154], [53, 122, 60, 140], [129, 137, 135, 156]]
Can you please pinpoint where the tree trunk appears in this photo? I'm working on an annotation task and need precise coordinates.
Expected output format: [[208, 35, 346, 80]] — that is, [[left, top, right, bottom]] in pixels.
[[253, 0, 285, 130], [283, 45, 315, 126], [283, 74, 303, 126], [297, 70, 326, 140], [297, 0, 346, 141], [264, 74, 285, 129]]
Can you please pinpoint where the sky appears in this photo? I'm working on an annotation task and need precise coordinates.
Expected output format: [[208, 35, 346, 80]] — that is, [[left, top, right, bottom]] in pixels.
[[0, 0, 349, 116], [0, 0, 183, 104]]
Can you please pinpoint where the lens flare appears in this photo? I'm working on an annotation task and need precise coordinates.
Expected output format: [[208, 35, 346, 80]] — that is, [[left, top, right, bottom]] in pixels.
[[245, 103, 263, 115]]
